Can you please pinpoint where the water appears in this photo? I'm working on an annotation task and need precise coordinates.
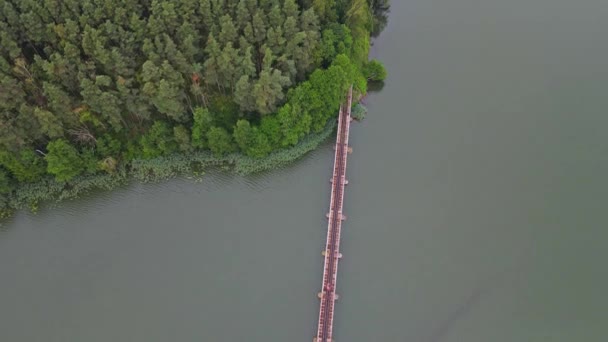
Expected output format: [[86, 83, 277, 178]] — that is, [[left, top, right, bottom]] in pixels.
[[2, 0, 608, 341]]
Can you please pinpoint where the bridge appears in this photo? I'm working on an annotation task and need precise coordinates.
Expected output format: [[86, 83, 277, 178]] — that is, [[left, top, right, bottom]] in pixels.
[[314, 86, 354, 342]]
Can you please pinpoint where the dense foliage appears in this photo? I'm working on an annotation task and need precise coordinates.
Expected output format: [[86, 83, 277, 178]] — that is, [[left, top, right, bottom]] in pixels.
[[0, 0, 387, 214]]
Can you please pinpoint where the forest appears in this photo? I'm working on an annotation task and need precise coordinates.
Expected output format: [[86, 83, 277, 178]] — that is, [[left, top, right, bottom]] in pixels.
[[0, 0, 388, 210]]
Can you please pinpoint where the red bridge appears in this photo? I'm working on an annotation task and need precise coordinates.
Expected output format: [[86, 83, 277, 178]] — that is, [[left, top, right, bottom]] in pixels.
[[314, 86, 354, 342]]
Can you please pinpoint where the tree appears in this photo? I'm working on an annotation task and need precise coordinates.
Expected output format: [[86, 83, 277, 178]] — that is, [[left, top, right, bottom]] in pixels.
[[140, 121, 177, 158], [259, 116, 282, 148], [236, 0, 251, 30], [0, 169, 11, 194], [252, 11, 267, 43], [233, 119, 254, 152], [203, 35, 222, 89], [239, 46, 256, 77], [283, 0, 300, 19], [43, 83, 76, 125], [96, 133, 122, 158], [80, 148, 100, 174], [363, 59, 387, 81], [248, 129, 272, 158], [318, 24, 353, 65], [80, 77, 124, 132], [218, 15, 238, 46], [218, 43, 239, 91], [268, 5, 284, 28], [191, 107, 213, 149], [313, 0, 337, 24], [207, 126, 235, 156], [253, 69, 291, 114], [45, 139, 85, 182], [34, 107, 64, 138], [0, 150, 46, 183], [234, 75, 256, 112], [142, 61, 187, 122], [174, 125, 192, 152], [152, 79, 187, 121]]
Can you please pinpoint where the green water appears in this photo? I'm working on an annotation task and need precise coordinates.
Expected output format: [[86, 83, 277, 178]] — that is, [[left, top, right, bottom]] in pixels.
[[2, 0, 608, 341]]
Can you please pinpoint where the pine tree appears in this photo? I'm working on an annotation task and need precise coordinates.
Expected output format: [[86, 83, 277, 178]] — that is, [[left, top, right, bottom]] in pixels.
[[234, 75, 256, 112], [253, 68, 290, 114], [313, 0, 337, 24], [235, 0, 251, 30], [203, 35, 222, 90], [252, 11, 267, 43], [283, 0, 300, 19], [34, 107, 64, 138], [218, 15, 238, 46], [268, 5, 284, 28]]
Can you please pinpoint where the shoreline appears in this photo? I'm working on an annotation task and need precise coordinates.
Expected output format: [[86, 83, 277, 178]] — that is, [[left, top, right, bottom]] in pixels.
[[0, 119, 338, 220]]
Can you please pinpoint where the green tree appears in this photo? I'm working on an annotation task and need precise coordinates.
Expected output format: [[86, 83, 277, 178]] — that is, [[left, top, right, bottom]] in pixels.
[[363, 59, 387, 81], [140, 121, 177, 158], [313, 0, 337, 23], [207, 126, 235, 156], [203, 35, 222, 90], [234, 75, 256, 112], [253, 69, 291, 114], [96, 133, 122, 158], [45, 139, 85, 182], [34, 107, 64, 138], [248, 129, 272, 158], [233, 119, 254, 152], [218, 15, 238, 46], [259, 115, 282, 148], [283, 0, 300, 18], [174, 125, 193, 152], [0, 150, 46, 183], [81, 148, 100, 174], [0, 169, 11, 194], [80, 77, 124, 132], [252, 11, 267, 43], [191, 107, 213, 149]]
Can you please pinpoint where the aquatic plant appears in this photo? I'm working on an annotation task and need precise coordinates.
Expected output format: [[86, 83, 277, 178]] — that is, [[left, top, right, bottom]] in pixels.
[[351, 103, 368, 121]]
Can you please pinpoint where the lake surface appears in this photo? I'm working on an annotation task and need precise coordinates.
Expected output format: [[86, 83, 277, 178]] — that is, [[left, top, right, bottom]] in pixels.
[[2, 0, 608, 341]]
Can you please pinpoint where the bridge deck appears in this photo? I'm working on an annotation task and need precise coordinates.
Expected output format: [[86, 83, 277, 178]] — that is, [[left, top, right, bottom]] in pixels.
[[314, 86, 353, 342]]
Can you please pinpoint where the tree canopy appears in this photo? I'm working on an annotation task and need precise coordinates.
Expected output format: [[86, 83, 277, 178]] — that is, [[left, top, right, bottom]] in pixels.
[[0, 0, 386, 188]]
